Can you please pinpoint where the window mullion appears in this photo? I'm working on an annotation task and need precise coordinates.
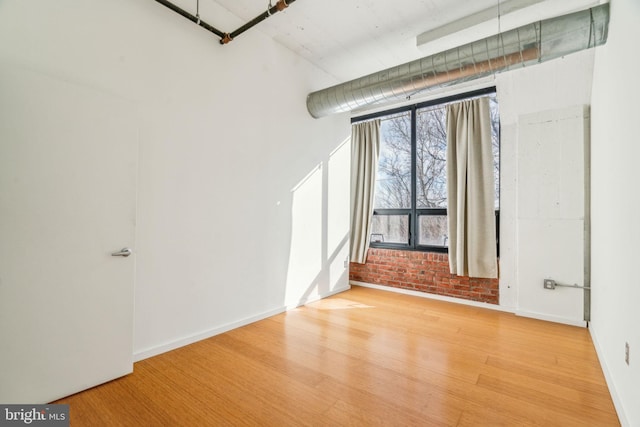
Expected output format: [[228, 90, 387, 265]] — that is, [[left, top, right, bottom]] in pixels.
[[410, 106, 417, 249]]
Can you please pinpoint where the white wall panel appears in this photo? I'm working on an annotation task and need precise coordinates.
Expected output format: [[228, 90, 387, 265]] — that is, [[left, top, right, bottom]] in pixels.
[[0, 0, 351, 362], [515, 106, 589, 325], [495, 50, 594, 310]]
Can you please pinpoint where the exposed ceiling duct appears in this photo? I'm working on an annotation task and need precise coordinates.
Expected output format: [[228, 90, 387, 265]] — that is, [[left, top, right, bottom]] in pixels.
[[306, 4, 609, 119]]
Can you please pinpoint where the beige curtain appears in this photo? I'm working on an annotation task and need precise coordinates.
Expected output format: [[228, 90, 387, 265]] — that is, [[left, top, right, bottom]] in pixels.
[[350, 120, 380, 264], [446, 97, 497, 278]]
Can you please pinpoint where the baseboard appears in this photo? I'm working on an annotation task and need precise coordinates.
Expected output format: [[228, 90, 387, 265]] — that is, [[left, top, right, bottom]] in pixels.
[[590, 325, 630, 427], [285, 284, 352, 310], [133, 285, 352, 362], [515, 309, 587, 328], [351, 281, 515, 313], [133, 306, 286, 362]]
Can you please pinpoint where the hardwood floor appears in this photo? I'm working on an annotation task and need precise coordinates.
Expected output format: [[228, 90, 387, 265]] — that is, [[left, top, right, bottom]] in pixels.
[[56, 286, 620, 426]]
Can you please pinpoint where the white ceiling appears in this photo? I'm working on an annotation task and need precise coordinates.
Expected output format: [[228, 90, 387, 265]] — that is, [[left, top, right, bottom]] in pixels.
[[201, 0, 602, 83], [211, 0, 502, 81]]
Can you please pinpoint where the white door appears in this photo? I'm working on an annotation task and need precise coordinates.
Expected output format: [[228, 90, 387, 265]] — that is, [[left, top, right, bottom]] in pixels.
[[0, 66, 137, 403], [515, 105, 590, 326]]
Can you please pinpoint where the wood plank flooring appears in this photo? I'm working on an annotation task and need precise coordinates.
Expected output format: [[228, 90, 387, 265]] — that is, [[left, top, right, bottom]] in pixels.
[[55, 286, 620, 426]]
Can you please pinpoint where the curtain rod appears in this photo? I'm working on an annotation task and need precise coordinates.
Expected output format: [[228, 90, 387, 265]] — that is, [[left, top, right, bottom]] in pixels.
[[351, 86, 496, 124]]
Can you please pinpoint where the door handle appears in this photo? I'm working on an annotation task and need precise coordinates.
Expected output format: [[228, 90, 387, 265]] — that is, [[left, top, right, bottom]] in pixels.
[[111, 248, 132, 257]]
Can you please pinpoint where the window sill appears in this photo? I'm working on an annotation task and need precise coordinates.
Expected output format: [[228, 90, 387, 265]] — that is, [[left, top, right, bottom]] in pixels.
[[368, 244, 448, 254]]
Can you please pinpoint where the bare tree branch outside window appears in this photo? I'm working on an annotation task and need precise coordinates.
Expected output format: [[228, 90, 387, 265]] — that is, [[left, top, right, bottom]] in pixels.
[[370, 93, 500, 249]]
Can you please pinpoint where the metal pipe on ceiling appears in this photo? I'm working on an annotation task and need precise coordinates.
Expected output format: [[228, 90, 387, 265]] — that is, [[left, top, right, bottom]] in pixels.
[[306, 4, 610, 119], [154, 0, 295, 45], [154, 0, 226, 38], [224, 0, 296, 44]]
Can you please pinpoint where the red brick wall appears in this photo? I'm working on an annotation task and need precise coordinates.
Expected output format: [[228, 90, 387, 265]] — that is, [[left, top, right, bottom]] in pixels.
[[349, 248, 499, 304]]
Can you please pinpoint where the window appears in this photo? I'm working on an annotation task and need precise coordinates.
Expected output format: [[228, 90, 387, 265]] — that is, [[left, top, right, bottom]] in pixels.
[[358, 88, 500, 252]]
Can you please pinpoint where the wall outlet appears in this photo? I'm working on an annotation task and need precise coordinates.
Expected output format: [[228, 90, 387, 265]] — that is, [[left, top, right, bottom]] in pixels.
[[543, 279, 556, 289], [625, 342, 630, 366]]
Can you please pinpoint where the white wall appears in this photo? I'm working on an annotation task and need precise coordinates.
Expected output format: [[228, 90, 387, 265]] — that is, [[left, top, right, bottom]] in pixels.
[[590, 0, 640, 425], [495, 50, 594, 315], [0, 0, 351, 359], [513, 106, 590, 325]]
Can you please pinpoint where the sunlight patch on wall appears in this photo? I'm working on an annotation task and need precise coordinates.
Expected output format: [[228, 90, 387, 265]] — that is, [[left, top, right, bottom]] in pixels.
[[285, 163, 323, 306], [328, 137, 351, 291], [328, 137, 350, 256]]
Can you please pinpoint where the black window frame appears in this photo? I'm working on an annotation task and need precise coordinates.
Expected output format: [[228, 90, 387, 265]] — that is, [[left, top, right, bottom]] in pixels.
[[352, 86, 499, 254]]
